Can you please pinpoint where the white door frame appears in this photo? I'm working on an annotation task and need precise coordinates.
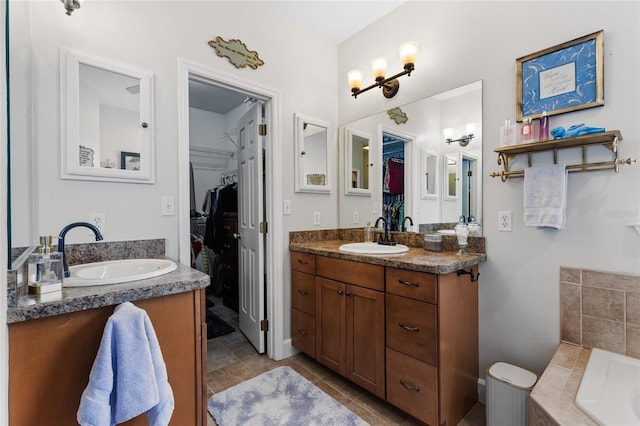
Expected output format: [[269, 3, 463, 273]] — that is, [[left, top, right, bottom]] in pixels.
[[177, 58, 285, 360]]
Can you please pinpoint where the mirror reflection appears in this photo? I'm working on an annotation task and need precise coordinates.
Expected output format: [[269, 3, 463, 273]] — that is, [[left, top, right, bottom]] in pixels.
[[338, 80, 483, 233], [345, 127, 371, 195], [61, 47, 154, 183], [294, 113, 331, 193]]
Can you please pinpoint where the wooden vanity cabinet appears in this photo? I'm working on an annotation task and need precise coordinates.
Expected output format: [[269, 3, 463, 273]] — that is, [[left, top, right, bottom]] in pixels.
[[386, 265, 479, 426], [8, 289, 207, 426], [290, 251, 317, 357]]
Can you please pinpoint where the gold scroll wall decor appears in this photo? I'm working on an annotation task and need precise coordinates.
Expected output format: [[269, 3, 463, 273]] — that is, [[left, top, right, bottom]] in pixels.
[[387, 107, 408, 125], [208, 36, 265, 69]]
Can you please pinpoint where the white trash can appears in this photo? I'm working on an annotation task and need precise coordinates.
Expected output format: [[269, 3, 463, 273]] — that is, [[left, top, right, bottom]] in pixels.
[[486, 361, 538, 426]]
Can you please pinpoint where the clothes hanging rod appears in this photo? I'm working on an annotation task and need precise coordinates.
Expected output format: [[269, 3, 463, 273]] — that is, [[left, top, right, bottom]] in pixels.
[[189, 146, 234, 158]]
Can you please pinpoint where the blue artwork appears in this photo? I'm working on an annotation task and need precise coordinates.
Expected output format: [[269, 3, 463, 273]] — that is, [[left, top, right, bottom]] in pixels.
[[519, 33, 603, 119]]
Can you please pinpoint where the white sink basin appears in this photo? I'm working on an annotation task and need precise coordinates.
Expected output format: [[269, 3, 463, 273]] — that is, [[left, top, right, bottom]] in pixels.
[[338, 242, 409, 255], [576, 348, 640, 425], [64, 259, 178, 287]]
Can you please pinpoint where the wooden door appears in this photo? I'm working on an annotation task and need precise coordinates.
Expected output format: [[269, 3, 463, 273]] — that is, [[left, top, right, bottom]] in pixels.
[[346, 284, 385, 398], [315, 277, 346, 375]]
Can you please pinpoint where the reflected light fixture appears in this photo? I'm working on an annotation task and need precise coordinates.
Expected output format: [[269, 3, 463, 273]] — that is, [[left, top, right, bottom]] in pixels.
[[61, 0, 82, 15], [444, 123, 476, 147], [348, 41, 417, 99]]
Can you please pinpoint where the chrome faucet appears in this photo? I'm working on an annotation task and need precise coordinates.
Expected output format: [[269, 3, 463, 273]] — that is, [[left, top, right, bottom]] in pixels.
[[402, 216, 414, 232], [58, 222, 104, 278], [374, 217, 395, 246]]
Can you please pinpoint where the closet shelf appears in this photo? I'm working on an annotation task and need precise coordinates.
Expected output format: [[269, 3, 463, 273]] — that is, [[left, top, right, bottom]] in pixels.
[[490, 130, 635, 182]]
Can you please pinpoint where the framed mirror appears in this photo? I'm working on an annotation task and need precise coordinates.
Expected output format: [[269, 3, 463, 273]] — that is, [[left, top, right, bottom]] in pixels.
[[344, 127, 372, 196], [420, 150, 438, 199], [294, 113, 330, 193], [443, 153, 459, 200], [60, 47, 155, 183]]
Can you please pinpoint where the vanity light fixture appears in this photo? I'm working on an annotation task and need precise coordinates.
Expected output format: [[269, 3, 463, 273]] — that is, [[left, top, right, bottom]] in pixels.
[[61, 0, 81, 15], [444, 122, 476, 147], [348, 41, 417, 99]]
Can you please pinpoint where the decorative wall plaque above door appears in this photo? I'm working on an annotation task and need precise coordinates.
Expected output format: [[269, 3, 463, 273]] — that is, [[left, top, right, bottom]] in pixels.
[[208, 36, 265, 69], [387, 107, 408, 125]]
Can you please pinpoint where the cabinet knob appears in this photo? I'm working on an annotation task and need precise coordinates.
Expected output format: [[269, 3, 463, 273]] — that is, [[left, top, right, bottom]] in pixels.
[[345, 291, 352, 296], [399, 323, 420, 332], [297, 289, 308, 295], [297, 329, 308, 336], [399, 379, 420, 392], [398, 279, 419, 287], [337, 290, 343, 295], [233, 233, 241, 240], [297, 259, 308, 265]]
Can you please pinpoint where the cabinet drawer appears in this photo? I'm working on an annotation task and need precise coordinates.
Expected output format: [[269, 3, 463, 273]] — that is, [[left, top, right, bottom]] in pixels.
[[386, 347, 437, 426], [316, 256, 384, 291], [386, 294, 437, 365], [291, 270, 315, 315], [291, 252, 315, 274], [386, 268, 437, 303], [291, 309, 316, 357]]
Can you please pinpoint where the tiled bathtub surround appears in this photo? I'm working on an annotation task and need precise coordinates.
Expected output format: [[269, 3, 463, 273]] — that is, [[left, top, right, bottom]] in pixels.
[[560, 267, 640, 358]]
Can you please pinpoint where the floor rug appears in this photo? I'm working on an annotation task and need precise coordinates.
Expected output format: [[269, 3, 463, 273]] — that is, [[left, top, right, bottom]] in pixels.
[[207, 311, 234, 340], [208, 366, 369, 426]]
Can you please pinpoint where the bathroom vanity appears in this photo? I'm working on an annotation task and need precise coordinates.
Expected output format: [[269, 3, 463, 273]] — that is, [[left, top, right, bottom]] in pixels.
[[290, 231, 486, 426], [6, 245, 209, 426]]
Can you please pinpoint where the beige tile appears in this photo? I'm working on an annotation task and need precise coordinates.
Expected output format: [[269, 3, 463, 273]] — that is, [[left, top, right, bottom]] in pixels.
[[626, 324, 640, 359], [560, 267, 581, 284], [549, 342, 581, 369], [560, 283, 581, 345], [582, 316, 625, 353], [582, 286, 625, 322], [530, 364, 571, 400], [582, 269, 640, 292], [627, 292, 640, 326]]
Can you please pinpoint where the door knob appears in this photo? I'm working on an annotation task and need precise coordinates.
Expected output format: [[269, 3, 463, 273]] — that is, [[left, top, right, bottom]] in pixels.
[[233, 233, 241, 239]]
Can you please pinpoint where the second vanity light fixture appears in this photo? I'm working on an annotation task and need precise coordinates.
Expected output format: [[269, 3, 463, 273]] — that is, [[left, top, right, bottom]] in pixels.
[[444, 123, 476, 147], [61, 0, 81, 15], [348, 41, 418, 99]]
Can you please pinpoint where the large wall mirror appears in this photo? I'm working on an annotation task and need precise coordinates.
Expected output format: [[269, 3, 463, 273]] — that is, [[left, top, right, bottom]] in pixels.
[[294, 113, 331, 193], [338, 80, 483, 233], [61, 47, 155, 183]]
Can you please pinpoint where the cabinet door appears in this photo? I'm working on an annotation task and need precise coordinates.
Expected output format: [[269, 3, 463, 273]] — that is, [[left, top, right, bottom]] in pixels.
[[346, 284, 385, 398], [316, 277, 346, 375]]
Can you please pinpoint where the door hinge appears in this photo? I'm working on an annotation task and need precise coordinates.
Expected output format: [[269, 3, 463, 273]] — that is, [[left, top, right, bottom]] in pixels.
[[260, 221, 268, 234], [259, 124, 267, 136], [260, 319, 269, 331]]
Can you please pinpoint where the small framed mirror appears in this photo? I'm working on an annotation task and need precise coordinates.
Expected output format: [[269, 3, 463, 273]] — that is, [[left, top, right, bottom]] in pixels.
[[60, 47, 155, 183], [344, 127, 372, 196], [294, 113, 330, 193], [420, 150, 438, 199], [443, 153, 459, 200]]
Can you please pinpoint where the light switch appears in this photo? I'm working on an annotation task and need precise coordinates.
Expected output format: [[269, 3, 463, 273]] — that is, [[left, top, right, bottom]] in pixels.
[[161, 196, 175, 216], [284, 200, 292, 215]]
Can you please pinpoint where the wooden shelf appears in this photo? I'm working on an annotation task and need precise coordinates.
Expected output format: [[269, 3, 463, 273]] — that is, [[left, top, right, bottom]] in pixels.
[[490, 130, 636, 181]]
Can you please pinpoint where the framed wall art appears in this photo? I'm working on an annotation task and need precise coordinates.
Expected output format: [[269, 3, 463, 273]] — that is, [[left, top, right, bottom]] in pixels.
[[516, 30, 604, 122]]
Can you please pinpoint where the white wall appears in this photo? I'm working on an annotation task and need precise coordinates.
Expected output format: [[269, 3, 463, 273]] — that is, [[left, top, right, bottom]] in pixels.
[[338, 1, 640, 375]]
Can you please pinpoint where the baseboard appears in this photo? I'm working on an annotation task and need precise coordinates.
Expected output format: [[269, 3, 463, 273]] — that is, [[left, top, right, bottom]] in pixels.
[[278, 338, 299, 361], [478, 378, 486, 404]]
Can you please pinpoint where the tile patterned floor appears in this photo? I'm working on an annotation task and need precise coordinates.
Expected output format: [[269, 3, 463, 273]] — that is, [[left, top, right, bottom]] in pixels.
[[206, 296, 485, 426]]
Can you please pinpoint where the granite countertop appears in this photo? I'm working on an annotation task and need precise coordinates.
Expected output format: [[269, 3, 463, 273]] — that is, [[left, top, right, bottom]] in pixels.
[[289, 239, 486, 274], [7, 262, 209, 324], [529, 343, 596, 425]]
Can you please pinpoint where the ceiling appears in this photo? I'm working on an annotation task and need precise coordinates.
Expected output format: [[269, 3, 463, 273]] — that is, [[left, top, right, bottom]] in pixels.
[[189, 1, 407, 115]]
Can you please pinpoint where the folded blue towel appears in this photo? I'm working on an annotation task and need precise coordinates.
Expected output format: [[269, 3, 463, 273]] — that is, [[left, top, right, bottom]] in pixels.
[[77, 302, 174, 426]]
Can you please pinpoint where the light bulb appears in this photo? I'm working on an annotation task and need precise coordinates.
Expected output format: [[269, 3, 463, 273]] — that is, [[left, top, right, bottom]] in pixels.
[[443, 128, 455, 139], [347, 70, 363, 91], [399, 41, 418, 67], [371, 57, 387, 80], [465, 122, 476, 134]]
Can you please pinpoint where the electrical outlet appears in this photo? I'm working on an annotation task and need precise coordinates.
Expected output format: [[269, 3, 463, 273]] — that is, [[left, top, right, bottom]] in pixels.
[[498, 210, 512, 231], [283, 200, 292, 215], [89, 213, 106, 236], [353, 211, 359, 224], [313, 212, 321, 226]]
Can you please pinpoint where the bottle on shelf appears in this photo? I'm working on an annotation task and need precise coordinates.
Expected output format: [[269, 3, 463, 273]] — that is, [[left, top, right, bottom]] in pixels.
[[538, 111, 549, 141], [520, 118, 537, 144], [499, 119, 517, 147]]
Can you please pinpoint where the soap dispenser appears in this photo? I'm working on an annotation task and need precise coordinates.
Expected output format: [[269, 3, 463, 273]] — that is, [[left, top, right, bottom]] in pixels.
[[28, 236, 63, 294], [364, 221, 374, 243], [454, 216, 469, 254]]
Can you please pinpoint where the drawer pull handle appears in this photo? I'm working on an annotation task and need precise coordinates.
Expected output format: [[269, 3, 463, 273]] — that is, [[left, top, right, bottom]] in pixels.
[[398, 279, 419, 287], [297, 259, 309, 265], [345, 291, 352, 297], [297, 329, 308, 336], [337, 290, 344, 295], [399, 323, 419, 332], [400, 380, 420, 392], [297, 289, 308, 295]]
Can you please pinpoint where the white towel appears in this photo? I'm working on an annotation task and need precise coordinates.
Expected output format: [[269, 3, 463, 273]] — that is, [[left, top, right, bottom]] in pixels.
[[524, 164, 568, 229], [77, 302, 174, 426]]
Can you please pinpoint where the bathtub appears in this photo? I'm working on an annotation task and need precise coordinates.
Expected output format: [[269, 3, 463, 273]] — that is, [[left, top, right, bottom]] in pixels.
[[576, 348, 640, 425]]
